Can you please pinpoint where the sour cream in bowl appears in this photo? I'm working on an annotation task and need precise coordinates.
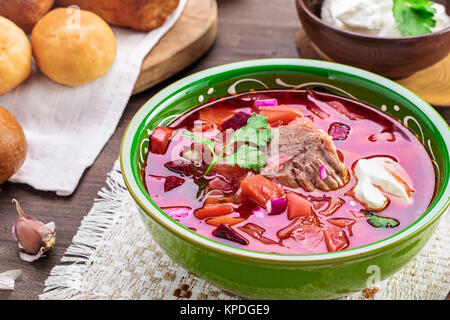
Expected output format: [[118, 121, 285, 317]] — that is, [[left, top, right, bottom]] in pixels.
[[296, 0, 450, 78], [321, 0, 450, 37]]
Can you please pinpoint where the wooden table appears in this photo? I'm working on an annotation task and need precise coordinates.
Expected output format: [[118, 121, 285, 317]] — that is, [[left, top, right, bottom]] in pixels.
[[1, 0, 449, 300]]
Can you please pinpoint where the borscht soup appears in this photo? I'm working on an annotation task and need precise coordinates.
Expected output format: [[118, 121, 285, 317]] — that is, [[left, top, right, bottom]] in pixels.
[[143, 90, 435, 254]]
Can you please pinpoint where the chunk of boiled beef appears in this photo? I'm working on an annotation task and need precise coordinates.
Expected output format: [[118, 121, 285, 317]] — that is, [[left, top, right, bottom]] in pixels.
[[261, 118, 349, 192]]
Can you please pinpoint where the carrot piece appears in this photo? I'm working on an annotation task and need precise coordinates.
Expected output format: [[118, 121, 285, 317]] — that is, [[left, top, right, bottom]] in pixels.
[[204, 197, 234, 205], [150, 126, 174, 154], [259, 105, 303, 125], [205, 216, 245, 226], [194, 204, 234, 220], [240, 175, 284, 208], [260, 110, 300, 125], [259, 104, 304, 116], [199, 106, 238, 126]]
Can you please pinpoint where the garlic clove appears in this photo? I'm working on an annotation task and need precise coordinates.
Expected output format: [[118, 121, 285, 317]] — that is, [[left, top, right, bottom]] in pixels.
[[0, 269, 22, 290], [12, 199, 56, 262]]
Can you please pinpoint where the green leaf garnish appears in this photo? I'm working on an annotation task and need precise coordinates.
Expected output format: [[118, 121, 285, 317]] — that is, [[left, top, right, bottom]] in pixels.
[[182, 114, 272, 174], [393, 0, 437, 36], [231, 113, 272, 147], [224, 145, 268, 171], [361, 210, 400, 228]]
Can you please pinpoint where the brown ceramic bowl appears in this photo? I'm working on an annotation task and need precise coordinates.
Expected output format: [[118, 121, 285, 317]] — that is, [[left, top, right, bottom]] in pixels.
[[296, 0, 450, 79]]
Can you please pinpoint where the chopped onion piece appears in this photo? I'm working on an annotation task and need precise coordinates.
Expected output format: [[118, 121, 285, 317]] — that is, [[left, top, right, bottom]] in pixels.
[[252, 206, 266, 218], [255, 99, 278, 107], [266, 198, 288, 215], [163, 206, 191, 220], [320, 165, 327, 179]]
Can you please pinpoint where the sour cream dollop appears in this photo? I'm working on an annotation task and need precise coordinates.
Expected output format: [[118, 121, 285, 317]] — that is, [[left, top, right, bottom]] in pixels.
[[353, 157, 413, 211], [321, 0, 450, 37]]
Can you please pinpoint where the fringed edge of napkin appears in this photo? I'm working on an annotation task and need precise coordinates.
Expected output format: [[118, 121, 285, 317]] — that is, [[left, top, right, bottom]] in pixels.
[[40, 159, 449, 300], [39, 160, 127, 300]]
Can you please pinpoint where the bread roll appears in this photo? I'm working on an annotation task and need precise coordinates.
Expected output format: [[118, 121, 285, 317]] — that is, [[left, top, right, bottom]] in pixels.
[[31, 8, 117, 86], [0, 0, 54, 34], [0, 106, 27, 185], [56, 0, 179, 31], [0, 17, 32, 96]]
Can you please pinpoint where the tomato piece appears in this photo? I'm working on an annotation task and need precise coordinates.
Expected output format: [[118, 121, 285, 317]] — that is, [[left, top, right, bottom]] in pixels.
[[240, 175, 284, 208], [327, 217, 356, 236], [208, 177, 234, 193], [150, 126, 174, 154], [277, 214, 320, 240], [193, 122, 215, 132], [286, 192, 313, 220], [212, 164, 250, 180], [199, 106, 238, 126], [323, 226, 349, 252], [205, 216, 245, 226], [238, 223, 279, 245], [194, 204, 234, 220]]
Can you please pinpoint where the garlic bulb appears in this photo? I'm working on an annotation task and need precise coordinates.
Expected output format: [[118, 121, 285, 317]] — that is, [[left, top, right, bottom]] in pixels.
[[11, 199, 55, 262]]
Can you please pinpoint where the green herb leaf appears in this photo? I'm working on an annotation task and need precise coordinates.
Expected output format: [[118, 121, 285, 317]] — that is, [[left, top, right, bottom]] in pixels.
[[224, 145, 268, 171], [183, 114, 272, 174], [182, 130, 216, 154], [393, 0, 437, 36], [362, 210, 400, 228], [231, 114, 272, 146]]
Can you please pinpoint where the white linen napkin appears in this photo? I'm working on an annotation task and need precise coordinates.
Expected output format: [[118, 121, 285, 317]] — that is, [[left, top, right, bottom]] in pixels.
[[0, 0, 187, 196]]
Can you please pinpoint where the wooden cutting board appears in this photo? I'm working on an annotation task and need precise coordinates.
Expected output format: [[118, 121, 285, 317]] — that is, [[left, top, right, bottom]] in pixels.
[[132, 0, 218, 95], [296, 29, 450, 107]]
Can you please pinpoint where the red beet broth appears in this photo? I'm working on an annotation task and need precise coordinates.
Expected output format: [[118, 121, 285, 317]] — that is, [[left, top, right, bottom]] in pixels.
[[143, 90, 435, 254]]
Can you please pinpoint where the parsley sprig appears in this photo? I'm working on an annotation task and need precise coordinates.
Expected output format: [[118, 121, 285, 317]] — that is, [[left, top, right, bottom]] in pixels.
[[393, 0, 437, 36], [361, 210, 400, 228], [183, 114, 272, 174]]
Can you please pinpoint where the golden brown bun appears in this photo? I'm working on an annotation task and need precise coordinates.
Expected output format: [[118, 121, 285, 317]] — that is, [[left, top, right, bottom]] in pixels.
[[56, 0, 179, 31], [0, 0, 54, 34], [31, 8, 117, 86], [0, 17, 32, 96], [0, 106, 27, 184]]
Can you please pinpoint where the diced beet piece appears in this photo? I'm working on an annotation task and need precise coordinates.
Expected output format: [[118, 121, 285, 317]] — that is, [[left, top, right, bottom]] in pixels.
[[323, 226, 349, 252], [164, 176, 185, 192], [150, 126, 174, 154], [328, 217, 356, 236], [212, 224, 249, 245], [221, 112, 251, 130], [164, 160, 192, 176], [328, 122, 351, 141]]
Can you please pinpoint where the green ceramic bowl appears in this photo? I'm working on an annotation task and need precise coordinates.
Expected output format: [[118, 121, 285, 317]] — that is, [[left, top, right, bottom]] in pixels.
[[120, 59, 450, 299]]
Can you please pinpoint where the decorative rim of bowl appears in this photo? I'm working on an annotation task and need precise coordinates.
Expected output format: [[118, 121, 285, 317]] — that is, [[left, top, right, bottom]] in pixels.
[[296, 0, 450, 41], [120, 58, 450, 263]]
